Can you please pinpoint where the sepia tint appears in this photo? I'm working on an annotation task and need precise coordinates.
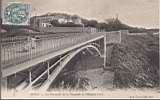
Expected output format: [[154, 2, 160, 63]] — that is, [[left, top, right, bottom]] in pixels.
[[0, 0, 159, 99]]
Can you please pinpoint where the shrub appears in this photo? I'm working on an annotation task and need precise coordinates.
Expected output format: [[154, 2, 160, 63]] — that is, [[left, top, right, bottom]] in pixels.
[[111, 34, 159, 88]]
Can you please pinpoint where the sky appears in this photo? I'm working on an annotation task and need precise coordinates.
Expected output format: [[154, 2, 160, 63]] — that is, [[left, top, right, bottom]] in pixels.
[[2, 0, 160, 29]]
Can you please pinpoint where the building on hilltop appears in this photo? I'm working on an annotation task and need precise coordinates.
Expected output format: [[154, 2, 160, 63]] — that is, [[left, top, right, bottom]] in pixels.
[[30, 13, 83, 29]]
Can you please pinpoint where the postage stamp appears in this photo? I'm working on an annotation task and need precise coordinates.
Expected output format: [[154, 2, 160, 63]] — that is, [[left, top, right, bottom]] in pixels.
[[3, 2, 31, 25]]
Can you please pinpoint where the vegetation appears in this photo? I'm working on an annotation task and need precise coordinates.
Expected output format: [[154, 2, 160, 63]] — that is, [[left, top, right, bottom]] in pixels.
[[82, 18, 159, 33], [49, 13, 159, 33], [50, 70, 90, 90], [111, 34, 159, 88]]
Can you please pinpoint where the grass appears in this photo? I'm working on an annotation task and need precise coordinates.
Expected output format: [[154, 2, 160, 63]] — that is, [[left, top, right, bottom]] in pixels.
[[111, 34, 159, 88]]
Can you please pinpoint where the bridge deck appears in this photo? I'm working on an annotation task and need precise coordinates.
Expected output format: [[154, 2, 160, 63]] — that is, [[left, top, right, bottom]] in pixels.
[[2, 33, 105, 77]]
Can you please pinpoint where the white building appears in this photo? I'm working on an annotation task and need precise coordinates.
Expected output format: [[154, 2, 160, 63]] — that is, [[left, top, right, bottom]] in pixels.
[[41, 22, 52, 28], [30, 13, 83, 29]]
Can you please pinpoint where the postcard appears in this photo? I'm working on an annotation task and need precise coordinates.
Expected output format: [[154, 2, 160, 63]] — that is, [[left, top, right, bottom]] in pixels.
[[0, 0, 159, 99]]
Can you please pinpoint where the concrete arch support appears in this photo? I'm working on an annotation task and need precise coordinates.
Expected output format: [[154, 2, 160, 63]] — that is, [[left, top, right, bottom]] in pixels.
[[39, 44, 102, 90]]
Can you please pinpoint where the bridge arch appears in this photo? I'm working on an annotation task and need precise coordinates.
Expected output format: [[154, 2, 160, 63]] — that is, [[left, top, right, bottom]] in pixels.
[[40, 44, 102, 90]]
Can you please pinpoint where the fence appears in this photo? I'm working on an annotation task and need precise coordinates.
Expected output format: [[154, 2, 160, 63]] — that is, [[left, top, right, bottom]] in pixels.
[[1, 33, 104, 68]]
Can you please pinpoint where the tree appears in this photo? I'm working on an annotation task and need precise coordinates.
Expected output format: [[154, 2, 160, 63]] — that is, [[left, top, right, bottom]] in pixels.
[[96, 22, 107, 30], [81, 19, 98, 27], [50, 20, 59, 26], [87, 20, 98, 27]]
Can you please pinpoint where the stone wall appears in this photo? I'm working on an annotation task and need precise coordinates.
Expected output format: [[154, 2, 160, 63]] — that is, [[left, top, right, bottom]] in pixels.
[[120, 30, 129, 43], [39, 27, 97, 33], [104, 30, 129, 66], [105, 31, 122, 44]]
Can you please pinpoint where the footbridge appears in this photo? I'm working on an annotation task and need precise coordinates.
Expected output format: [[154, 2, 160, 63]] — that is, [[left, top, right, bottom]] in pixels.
[[1, 30, 127, 91]]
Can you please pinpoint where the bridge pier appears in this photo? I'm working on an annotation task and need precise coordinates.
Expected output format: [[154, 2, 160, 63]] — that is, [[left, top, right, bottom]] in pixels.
[[29, 70, 32, 85], [105, 45, 114, 67], [1, 77, 8, 98], [47, 61, 50, 79], [103, 34, 107, 70], [1, 77, 8, 92]]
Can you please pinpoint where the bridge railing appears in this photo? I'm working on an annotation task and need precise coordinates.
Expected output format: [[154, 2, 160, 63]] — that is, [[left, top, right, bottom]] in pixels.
[[1, 33, 104, 68]]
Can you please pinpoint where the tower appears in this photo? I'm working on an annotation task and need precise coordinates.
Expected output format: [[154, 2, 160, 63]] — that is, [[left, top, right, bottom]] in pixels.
[[116, 13, 119, 20]]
